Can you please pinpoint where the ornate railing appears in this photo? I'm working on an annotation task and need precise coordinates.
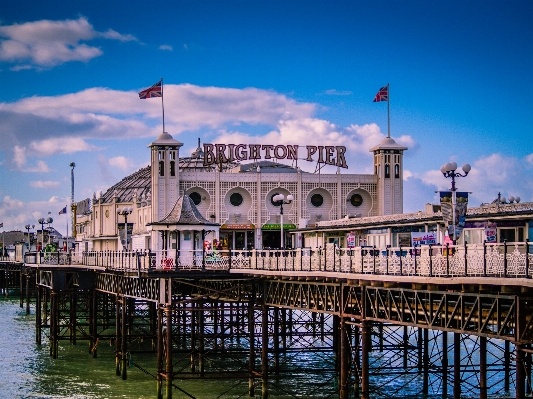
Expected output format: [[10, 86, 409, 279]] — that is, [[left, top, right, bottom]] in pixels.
[[235, 241, 533, 278], [23, 251, 71, 265], [25, 241, 533, 278]]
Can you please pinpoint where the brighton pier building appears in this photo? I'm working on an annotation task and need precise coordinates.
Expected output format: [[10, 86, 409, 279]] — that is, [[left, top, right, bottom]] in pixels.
[[74, 132, 407, 252]]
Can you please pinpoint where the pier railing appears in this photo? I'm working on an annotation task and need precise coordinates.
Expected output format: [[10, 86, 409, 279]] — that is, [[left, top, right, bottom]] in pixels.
[[24, 241, 533, 278]]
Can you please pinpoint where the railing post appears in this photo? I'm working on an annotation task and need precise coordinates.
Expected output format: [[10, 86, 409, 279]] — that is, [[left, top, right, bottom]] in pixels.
[[399, 246, 403, 275], [429, 244, 433, 277], [464, 241, 468, 276], [446, 242, 450, 277], [373, 246, 376, 274], [386, 245, 390, 275], [414, 246, 417, 275], [333, 244, 336, 272], [526, 239, 530, 279], [504, 240, 508, 277], [483, 240, 487, 277]]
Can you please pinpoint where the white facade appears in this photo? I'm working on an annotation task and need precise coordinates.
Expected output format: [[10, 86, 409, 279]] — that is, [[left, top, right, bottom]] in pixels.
[[75, 133, 408, 251]]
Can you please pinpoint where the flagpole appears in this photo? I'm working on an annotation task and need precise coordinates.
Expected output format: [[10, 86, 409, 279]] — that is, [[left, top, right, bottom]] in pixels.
[[161, 78, 165, 133], [66, 206, 68, 253], [387, 83, 390, 138]]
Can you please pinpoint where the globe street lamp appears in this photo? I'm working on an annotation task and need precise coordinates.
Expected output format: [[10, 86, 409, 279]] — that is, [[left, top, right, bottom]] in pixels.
[[440, 162, 471, 242], [117, 207, 133, 250], [25, 224, 35, 250], [38, 218, 46, 251], [272, 194, 294, 249]]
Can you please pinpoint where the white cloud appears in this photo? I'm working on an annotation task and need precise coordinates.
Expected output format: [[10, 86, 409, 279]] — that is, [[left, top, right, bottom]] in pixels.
[[526, 153, 533, 166], [29, 180, 60, 189], [159, 44, 173, 51], [0, 17, 138, 68], [0, 84, 318, 168], [109, 156, 135, 171], [29, 137, 99, 156]]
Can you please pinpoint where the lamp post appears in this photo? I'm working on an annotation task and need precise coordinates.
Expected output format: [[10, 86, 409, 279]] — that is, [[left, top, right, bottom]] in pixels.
[[25, 224, 35, 251], [117, 207, 133, 250], [272, 194, 294, 249], [440, 162, 471, 242], [38, 218, 46, 251]]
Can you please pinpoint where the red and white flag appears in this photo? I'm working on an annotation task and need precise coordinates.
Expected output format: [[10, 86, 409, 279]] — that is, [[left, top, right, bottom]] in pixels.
[[139, 80, 162, 99], [373, 85, 388, 102]]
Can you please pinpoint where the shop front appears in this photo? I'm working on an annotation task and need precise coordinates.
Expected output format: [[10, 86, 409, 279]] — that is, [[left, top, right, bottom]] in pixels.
[[262, 223, 296, 249], [219, 223, 255, 250]]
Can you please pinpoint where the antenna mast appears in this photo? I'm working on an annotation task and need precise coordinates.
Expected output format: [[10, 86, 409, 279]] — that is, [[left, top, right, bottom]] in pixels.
[[70, 162, 76, 238]]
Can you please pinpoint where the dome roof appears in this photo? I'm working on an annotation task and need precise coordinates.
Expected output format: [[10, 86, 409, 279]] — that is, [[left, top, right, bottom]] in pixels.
[[369, 136, 408, 152], [148, 132, 183, 147]]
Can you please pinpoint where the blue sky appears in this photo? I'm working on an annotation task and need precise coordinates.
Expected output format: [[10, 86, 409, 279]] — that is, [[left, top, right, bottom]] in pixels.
[[1, 0, 532, 235]]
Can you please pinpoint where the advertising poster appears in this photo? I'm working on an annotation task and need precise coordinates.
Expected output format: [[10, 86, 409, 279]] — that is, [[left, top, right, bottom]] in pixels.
[[410, 232, 437, 246], [440, 191, 469, 241], [347, 232, 355, 248], [484, 222, 497, 243]]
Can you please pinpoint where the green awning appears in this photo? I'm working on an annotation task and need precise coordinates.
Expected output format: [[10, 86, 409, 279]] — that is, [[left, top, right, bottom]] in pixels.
[[261, 223, 297, 230]]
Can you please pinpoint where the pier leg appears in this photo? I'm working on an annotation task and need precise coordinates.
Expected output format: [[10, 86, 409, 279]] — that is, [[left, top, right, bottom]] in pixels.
[[248, 297, 255, 397], [156, 306, 163, 399], [505, 340, 510, 391], [353, 324, 360, 397], [454, 332, 461, 399], [191, 303, 196, 373], [50, 291, 58, 359], [479, 336, 487, 399], [526, 345, 532, 396], [418, 327, 423, 372], [361, 320, 371, 399], [516, 345, 526, 399], [165, 305, 173, 399], [442, 332, 448, 398], [70, 292, 77, 344], [25, 274, 30, 315], [339, 317, 349, 399], [115, 296, 121, 376], [35, 285, 41, 345], [121, 297, 127, 380], [423, 328, 429, 396], [261, 305, 269, 399], [19, 271, 23, 307], [90, 292, 97, 358], [199, 300, 205, 378], [403, 325, 408, 369], [273, 308, 279, 375]]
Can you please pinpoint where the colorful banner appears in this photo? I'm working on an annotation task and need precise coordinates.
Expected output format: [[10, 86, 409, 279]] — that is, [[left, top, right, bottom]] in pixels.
[[484, 222, 497, 243], [410, 232, 437, 246], [440, 191, 468, 241]]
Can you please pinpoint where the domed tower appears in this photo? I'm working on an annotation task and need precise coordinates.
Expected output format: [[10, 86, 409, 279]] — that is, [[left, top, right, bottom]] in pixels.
[[370, 137, 408, 215], [148, 132, 184, 223]]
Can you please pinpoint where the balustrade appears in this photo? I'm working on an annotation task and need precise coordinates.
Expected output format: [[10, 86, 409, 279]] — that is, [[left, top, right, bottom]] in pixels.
[[21, 241, 533, 278]]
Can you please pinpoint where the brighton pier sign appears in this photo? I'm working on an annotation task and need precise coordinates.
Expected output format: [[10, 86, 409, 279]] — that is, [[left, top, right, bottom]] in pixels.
[[203, 144, 348, 168]]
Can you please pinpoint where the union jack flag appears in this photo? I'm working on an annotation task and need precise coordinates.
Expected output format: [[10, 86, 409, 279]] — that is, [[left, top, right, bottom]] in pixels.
[[139, 80, 162, 99], [373, 85, 388, 102]]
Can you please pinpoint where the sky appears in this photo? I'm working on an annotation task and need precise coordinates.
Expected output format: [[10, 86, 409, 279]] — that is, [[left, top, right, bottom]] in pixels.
[[1, 0, 532, 236]]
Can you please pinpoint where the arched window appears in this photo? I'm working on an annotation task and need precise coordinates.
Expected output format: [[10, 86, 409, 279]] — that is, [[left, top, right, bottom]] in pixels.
[[170, 161, 175, 176], [395, 164, 400, 178], [159, 161, 164, 176], [385, 164, 390, 178]]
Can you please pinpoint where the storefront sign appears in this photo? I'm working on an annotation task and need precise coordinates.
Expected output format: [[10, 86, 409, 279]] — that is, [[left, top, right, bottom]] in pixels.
[[411, 232, 437, 246], [221, 224, 255, 230], [262, 223, 297, 230], [203, 144, 348, 168]]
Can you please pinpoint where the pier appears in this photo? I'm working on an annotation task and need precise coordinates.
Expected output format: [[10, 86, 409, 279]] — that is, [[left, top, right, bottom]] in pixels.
[[4, 241, 533, 398]]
